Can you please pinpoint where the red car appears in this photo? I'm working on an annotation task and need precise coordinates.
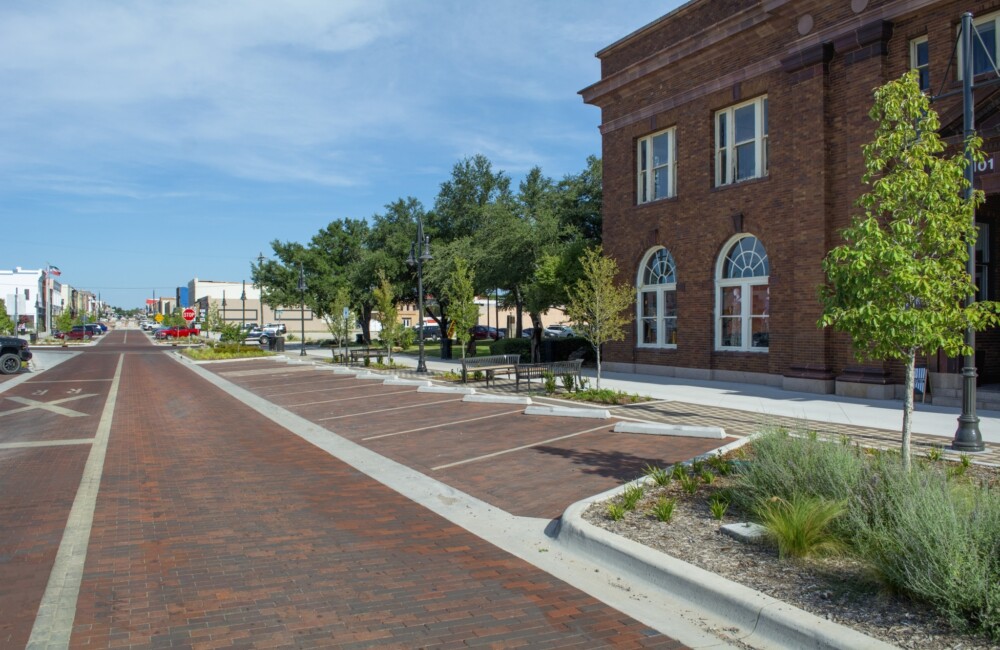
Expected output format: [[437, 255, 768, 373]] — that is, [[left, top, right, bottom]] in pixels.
[[154, 326, 200, 339]]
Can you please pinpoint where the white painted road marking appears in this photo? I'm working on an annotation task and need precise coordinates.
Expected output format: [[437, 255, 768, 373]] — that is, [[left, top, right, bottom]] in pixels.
[[1, 394, 99, 418]]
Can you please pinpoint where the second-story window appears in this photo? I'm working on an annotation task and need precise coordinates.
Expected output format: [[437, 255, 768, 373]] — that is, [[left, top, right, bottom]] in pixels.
[[911, 36, 930, 91], [715, 96, 768, 187], [637, 128, 676, 203]]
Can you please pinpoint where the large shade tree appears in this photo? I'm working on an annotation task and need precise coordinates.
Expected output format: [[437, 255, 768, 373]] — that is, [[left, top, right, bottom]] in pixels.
[[820, 71, 1000, 471]]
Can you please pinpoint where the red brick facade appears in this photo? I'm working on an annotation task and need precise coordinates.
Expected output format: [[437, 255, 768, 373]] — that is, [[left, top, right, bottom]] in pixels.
[[582, 0, 1000, 396]]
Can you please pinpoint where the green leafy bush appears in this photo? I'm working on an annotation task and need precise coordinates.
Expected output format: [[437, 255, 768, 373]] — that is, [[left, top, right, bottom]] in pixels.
[[488, 337, 531, 361]]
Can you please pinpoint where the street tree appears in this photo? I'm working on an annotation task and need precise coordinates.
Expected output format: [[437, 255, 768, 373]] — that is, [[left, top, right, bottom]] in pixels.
[[0, 301, 14, 335], [444, 257, 479, 360], [565, 246, 634, 389], [324, 285, 354, 361], [372, 270, 402, 365], [820, 71, 1000, 471]]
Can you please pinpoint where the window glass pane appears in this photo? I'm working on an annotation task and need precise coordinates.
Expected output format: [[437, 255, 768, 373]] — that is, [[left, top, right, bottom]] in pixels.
[[639, 139, 648, 171], [653, 167, 670, 199], [662, 290, 677, 317], [751, 285, 769, 316], [663, 317, 677, 345], [734, 104, 756, 142], [717, 113, 726, 147], [718, 149, 727, 184], [762, 98, 768, 136], [724, 237, 769, 279], [642, 318, 658, 344], [735, 142, 756, 181], [641, 292, 657, 318], [721, 317, 741, 347], [916, 39, 929, 66], [974, 22, 997, 75], [751, 317, 769, 348], [652, 132, 670, 167], [721, 287, 741, 316], [640, 173, 648, 203]]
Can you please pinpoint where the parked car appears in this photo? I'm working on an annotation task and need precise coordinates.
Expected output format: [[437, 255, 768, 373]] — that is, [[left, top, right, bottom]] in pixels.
[[264, 322, 287, 335], [154, 326, 200, 339], [544, 324, 574, 338], [521, 327, 535, 339], [469, 325, 503, 341], [411, 324, 442, 341], [93, 322, 109, 333], [0, 336, 32, 374]]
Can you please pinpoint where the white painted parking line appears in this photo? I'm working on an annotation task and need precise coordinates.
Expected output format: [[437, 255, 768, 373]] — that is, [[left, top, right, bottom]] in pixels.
[[0, 439, 93, 450], [22, 379, 113, 384], [431, 423, 612, 471], [27, 354, 123, 649], [287, 387, 416, 408], [219, 366, 315, 378], [317, 397, 462, 421], [263, 379, 370, 398], [363, 408, 525, 441]]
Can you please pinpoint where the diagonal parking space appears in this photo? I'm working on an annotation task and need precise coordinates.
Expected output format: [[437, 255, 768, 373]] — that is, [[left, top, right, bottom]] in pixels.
[[202, 359, 738, 520]]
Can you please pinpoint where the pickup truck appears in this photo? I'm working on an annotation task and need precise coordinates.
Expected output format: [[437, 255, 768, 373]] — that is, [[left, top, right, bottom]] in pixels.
[[0, 336, 32, 375]]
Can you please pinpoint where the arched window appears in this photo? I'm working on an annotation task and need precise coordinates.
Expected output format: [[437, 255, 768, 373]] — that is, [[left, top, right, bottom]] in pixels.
[[716, 235, 769, 351], [637, 247, 677, 347]]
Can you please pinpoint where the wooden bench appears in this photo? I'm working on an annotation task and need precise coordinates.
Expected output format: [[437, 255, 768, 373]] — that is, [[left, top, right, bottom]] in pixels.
[[460, 354, 521, 386], [348, 347, 389, 365], [515, 359, 584, 392]]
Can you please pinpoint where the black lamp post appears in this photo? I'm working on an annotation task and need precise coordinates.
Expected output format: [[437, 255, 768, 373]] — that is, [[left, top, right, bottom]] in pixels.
[[406, 216, 433, 373], [240, 281, 247, 330], [257, 252, 266, 324], [298, 262, 307, 357], [222, 291, 227, 328]]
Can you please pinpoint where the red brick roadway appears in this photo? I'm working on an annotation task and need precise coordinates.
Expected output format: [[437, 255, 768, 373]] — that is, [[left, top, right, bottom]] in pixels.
[[0, 330, 694, 649]]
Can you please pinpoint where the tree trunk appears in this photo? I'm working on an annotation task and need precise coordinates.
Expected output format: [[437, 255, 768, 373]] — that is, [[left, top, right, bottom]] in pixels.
[[902, 352, 915, 472], [595, 344, 602, 390], [530, 312, 542, 363]]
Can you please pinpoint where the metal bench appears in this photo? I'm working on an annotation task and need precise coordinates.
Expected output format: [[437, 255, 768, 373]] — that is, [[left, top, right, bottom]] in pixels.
[[515, 359, 584, 392], [460, 354, 521, 386]]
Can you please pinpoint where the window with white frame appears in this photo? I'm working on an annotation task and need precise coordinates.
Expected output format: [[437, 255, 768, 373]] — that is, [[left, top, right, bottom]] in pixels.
[[715, 96, 768, 186], [911, 36, 930, 91], [957, 11, 1000, 77], [716, 235, 769, 351], [637, 128, 676, 203], [637, 247, 677, 347]]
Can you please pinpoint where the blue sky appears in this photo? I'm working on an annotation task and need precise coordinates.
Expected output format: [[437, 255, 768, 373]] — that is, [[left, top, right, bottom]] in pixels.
[[2, 1, 681, 308]]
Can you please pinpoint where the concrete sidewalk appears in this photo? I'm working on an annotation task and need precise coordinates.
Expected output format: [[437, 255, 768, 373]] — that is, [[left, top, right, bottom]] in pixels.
[[301, 346, 1000, 446]]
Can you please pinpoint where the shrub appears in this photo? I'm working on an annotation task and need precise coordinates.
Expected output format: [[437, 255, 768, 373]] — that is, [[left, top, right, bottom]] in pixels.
[[644, 464, 671, 486], [606, 502, 627, 521], [621, 483, 645, 510], [561, 373, 575, 393], [708, 494, 729, 520], [848, 458, 1000, 638], [542, 371, 557, 394], [488, 337, 531, 361]]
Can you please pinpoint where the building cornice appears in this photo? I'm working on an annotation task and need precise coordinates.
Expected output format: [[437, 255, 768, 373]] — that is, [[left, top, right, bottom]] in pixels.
[[583, 0, 943, 134]]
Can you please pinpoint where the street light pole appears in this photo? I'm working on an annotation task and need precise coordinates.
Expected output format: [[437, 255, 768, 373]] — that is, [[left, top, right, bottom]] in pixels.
[[298, 262, 307, 357], [953, 12, 985, 452], [406, 216, 433, 373], [241, 280, 247, 331]]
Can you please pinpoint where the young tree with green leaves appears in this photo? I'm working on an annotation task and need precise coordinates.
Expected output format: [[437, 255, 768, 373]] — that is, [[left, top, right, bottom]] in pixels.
[[0, 301, 14, 335], [56, 310, 74, 337], [372, 270, 402, 364], [324, 285, 354, 361], [565, 246, 634, 389], [820, 71, 1000, 471], [444, 257, 479, 360]]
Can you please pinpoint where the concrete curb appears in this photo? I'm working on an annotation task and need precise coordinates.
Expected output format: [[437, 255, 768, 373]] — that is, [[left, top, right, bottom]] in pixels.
[[384, 379, 434, 387], [556, 498, 896, 650], [524, 405, 611, 419], [418, 385, 476, 395], [356, 372, 395, 380], [613, 421, 726, 439], [462, 394, 532, 405]]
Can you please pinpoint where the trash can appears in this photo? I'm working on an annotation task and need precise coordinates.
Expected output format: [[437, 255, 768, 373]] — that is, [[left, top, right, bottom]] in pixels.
[[275, 336, 285, 352], [29, 333, 37, 344]]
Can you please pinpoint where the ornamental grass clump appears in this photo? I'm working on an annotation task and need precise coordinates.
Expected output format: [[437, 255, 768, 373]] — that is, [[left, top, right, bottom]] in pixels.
[[756, 495, 846, 560], [650, 496, 677, 523]]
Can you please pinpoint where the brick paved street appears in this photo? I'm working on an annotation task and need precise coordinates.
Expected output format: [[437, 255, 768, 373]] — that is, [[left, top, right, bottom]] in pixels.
[[2, 331, 691, 649]]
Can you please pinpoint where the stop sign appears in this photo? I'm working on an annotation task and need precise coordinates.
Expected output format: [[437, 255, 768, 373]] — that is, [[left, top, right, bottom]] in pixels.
[[182, 308, 196, 322]]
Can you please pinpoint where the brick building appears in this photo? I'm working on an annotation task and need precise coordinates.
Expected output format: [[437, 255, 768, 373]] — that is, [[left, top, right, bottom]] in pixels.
[[581, 0, 1000, 403]]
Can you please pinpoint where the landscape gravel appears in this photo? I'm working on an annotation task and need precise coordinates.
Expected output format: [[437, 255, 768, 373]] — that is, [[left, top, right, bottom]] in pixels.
[[582, 463, 998, 650]]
